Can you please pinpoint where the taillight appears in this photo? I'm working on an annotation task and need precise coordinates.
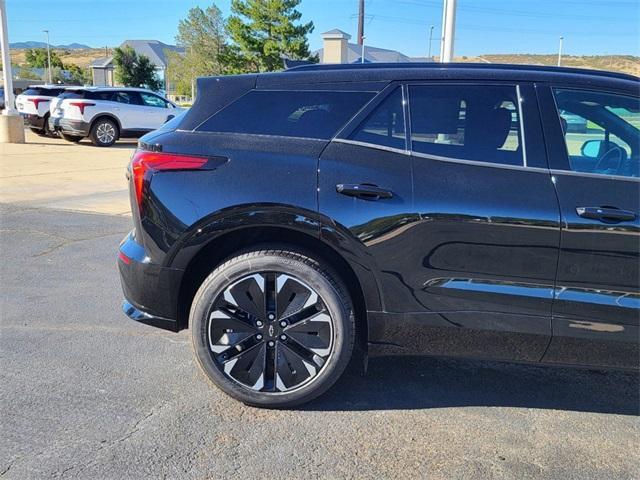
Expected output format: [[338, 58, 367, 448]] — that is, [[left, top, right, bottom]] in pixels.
[[69, 102, 95, 114], [130, 150, 210, 211], [28, 98, 50, 109]]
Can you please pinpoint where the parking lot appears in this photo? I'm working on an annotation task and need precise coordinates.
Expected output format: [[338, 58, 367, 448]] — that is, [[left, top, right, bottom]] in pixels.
[[1, 131, 639, 479]]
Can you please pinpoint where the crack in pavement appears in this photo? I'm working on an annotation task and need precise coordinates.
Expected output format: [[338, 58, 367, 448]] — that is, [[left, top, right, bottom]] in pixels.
[[30, 231, 130, 258], [57, 407, 162, 479]]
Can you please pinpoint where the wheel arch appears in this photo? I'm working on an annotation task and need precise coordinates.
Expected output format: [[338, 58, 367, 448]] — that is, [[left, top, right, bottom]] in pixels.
[[89, 113, 122, 137], [175, 225, 376, 353]]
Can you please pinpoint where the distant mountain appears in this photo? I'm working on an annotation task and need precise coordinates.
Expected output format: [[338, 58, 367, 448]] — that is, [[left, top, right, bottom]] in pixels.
[[10, 41, 92, 49]]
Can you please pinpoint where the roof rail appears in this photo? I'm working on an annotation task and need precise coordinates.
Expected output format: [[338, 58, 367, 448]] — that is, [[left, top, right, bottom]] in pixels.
[[286, 62, 639, 81]]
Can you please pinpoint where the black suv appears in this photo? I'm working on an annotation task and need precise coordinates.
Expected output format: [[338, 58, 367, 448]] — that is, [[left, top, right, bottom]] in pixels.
[[118, 64, 639, 408]]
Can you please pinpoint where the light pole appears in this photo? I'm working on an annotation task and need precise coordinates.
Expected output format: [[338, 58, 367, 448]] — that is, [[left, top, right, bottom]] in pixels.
[[428, 25, 434, 59], [557, 36, 564, 67], [361, 36, 366, 64], [43, 29, 52, 83], [441, 0, 457, 62]]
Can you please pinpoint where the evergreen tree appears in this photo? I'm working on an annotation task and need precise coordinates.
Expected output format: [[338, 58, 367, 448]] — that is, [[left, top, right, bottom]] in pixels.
[[113, 46, 161, 91], [227, 0, 316, 72]]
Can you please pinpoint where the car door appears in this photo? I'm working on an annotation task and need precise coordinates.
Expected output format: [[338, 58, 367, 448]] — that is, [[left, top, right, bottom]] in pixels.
[[318, 84, 416, 333], [139, 92, 174, 129], [537, 85, 640, 369], [112, 90, 144, 131], [393, 82, 559, 361]]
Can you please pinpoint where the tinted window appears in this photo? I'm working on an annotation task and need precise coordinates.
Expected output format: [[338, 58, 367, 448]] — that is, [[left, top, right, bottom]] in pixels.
[[58, 90, 86, 100], [113, 91, 141, 105], [409, 85, 523, 166], [198, 90, 375, 139], [87, 91, 115, 101], [554, 88, 639, 178], [140, 92, 168, 108], [350, 87, 406, 150], [23, 87, 64, 96]]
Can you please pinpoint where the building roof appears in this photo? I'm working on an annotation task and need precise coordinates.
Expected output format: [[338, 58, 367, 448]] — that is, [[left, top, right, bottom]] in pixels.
[[120, 40, 184, 69], [314, 42, 429, 64], [90, 57, 113, 68]]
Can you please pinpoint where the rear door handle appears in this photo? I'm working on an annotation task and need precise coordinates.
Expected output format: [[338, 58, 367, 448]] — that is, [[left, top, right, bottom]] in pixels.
[[576, 206, 636, 222], [336, 183, 393, 200]]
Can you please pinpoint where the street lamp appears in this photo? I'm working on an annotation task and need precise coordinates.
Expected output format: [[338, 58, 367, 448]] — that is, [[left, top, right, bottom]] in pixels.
[[361, 35, 366, 64], [428, 25, 435, 59], [43, 29, 52, 83], [557, 36, 564, 67]]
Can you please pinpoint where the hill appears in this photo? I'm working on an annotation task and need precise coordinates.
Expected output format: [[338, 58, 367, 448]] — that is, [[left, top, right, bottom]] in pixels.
[[9, 48, 108, 69], [10, 41, 92, 50], [458, 54, 639, 76]]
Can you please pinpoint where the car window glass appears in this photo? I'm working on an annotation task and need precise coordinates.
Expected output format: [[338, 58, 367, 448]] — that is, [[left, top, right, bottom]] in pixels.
[[113, 91, 140, 105], [350, 87, 406, 150], [59, 91, 85, 100], [88, 91, 115, 101], [554, 88, 639, 178], [141, 93, 168, 108], [409, 85, 523, 166], [198, 90, 375, 140]]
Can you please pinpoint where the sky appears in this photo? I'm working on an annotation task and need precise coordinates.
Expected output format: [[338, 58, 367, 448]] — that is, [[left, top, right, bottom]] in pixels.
[[6, 0, 640, 57]]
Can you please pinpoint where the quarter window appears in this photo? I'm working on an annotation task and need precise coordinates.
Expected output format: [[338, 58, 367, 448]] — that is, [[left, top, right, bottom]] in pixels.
[[409, 85, 523, 166], [553, 88, 639, 178], [349, 87, 406, 150], [113, 91, 140, 105], [197, 90, 375, 140]]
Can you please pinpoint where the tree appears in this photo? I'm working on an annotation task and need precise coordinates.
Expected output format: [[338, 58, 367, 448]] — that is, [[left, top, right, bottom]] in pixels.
[[227, 0, 316, 72], [166, 4, 229, 96], [113, 46, 162, 91], [66, 63, 91, 85], [25, 48, 64, 69]]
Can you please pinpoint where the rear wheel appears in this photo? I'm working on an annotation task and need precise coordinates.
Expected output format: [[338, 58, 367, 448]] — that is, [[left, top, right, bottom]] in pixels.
[[190, 248, 355, 408], [90, 118, 118, 147], [61, 133, 83, 143]]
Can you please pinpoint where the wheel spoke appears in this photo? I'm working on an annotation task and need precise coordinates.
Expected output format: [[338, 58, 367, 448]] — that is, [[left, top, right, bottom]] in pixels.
[[285, 313, 332, 355], [209, 312, 257, 353], [221, 341, 266, 390], [228, 275, 265, 319], [263, 343, 277, 392], [276, 343, 314, 390], [276, 276, 313, 319]]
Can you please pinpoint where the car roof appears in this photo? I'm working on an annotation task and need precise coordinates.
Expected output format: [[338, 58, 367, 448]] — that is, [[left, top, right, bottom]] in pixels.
[[253, 62, 638, 93], [60, 86, 157, 93]]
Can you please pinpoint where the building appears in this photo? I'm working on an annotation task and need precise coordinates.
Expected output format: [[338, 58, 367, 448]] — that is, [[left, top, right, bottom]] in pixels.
[[90, 40, 184, 90], [315, 29, 430, 64]]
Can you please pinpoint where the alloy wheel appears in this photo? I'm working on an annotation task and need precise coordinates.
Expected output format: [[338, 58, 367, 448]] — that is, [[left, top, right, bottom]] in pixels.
[[207, 272, 334, 393], [96, 122, 116, 144]]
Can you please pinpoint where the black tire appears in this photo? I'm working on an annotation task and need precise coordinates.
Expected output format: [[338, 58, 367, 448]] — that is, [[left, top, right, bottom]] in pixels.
[[89, 117, 118, 147], [61, 133, 83, 143], [190, 248, 355, 408]]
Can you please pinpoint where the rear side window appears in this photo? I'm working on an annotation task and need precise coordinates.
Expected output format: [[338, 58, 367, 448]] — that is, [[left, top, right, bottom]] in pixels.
[[87, 91, 116, 101], [114, 91, 141, 105], [23, 87, 64, 96], [198, 90, 375, 139], [350, 87, 406, 150], [409, 85, 523, 166], [58, 90, 86, 100]]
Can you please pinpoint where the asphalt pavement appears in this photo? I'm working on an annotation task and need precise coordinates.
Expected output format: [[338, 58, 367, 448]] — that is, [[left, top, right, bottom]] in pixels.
[[1, 202, 639, 480]]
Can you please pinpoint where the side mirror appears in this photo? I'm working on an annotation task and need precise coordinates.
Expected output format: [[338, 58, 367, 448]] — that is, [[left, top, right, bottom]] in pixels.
[[581, 139, 603, 158]]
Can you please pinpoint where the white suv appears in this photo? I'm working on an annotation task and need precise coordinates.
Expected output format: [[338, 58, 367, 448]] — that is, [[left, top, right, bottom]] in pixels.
[[16, 85, 67, 136], [49, 87, 184, 147]]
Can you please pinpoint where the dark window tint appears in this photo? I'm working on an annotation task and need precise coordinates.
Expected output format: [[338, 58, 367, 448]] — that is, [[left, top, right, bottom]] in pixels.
[[87, 91, 115, 101], [58, 90, 86, 100], [114, 91, 141, 105], [350, 87, 406, 150], [198, 90, 375, 139], [409, 85, 523, 166], [23, 87, 65, 96], [140, 92, 168, 108], [554, 88, 639, 178]]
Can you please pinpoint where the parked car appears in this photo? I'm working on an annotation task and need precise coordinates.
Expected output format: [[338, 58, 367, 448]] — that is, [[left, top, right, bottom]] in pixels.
[[49, 87, 183, 146], [117, 63, 639, 408], [559, 109, 588, 133], [0, 86, 5, 110], [15, 85, 66, 136]]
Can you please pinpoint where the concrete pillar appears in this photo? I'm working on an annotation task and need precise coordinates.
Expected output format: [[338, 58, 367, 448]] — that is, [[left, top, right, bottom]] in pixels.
[[0, 0, 25, 143]]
